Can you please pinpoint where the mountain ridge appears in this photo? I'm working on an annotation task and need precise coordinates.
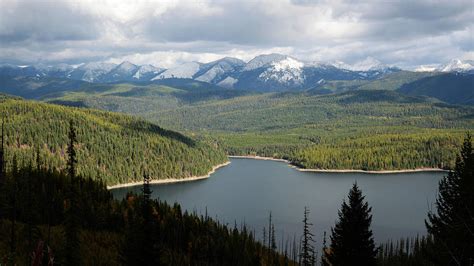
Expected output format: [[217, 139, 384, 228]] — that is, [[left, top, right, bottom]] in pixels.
[[1, 55, 472, 92]]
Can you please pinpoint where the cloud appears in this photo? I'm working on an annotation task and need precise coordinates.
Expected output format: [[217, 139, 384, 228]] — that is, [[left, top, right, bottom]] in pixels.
[[0, 0, 101, 43], [0, 0, 472, 68]]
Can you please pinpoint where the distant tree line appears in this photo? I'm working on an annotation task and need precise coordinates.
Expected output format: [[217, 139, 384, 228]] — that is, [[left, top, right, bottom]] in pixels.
[[274, 133, 472, 266]]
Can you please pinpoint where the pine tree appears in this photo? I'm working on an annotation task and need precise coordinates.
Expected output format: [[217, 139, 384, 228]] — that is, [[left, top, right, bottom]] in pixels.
[[8, 161, 17, 266], [0, 117, 5, 222], [64, 120, 81, 266], [321, 231, 330, 266], [122, 173, 159, 265], [300, 206, 315, 266], [142, 172, 157, 265], [263, 227, 267, 249], [426, 133, 474, 266], [67, 120, 77, 179], [0, 117, 5, 186], [271, 223, 276, 251], [327, 183, 377, 266]]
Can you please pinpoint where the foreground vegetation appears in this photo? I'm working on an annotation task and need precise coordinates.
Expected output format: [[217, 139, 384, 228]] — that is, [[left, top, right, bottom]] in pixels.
[[0, 95, 227, 186], [0, 123, 285, 265], [0, 165, 285, 265]]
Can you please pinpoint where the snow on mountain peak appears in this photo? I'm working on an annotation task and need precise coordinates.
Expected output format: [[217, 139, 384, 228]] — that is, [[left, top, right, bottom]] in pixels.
[[272, 57, 304, 71], [138, 64, 161, 73], [79, 62, 117, 71], [353, 57, 385, 71], [439, 59, 474, 72], [152, 62, 201, 80], [243, 53, 289, 71], [77, 62, 117, 82], [195, 57, 245, 83], [195, 66, 227, 83], [218, 57, 246, 66], [258, 56, 305, 85], [331, 57, 388, 72], [116, 61, 137, 71]]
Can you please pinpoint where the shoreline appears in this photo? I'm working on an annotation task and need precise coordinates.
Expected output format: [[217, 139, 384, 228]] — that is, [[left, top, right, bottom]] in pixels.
[[108, 155, 448, 189], [228, 155, 449, 174], [107, 161, 231, 190]]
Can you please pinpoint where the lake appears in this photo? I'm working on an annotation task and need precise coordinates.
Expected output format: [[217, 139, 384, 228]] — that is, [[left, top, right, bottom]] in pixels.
[[112, 158, 444, 248]]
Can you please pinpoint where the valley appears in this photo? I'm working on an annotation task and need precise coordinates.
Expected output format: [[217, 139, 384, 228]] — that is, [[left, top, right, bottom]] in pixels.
[[1, 57, 473, 172]]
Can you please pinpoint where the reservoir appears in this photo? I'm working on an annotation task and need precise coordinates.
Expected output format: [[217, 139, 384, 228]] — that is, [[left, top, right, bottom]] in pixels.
[[112, 158, 444, 247]]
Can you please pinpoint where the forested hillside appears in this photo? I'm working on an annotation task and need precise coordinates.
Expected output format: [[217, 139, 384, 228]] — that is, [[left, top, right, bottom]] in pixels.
[[1, 73, 473, 171], [0, 95, 227, 186], [18, 83, 473, 170], [308, 71, 437, 93], [398, 73, 474, 105], [0, 157, 284, 265], [149, 90, 474, 170]]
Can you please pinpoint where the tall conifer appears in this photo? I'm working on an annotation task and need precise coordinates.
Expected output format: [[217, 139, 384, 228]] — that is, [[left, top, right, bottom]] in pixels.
[[301, 206, 315, 266], [0, 117, 4, 185], [64, 120, 80, 266], [67, 120, 77, 179], [327, 183, 377, 266], [426, 133, 474, 265], [142, 172, 156, 265]]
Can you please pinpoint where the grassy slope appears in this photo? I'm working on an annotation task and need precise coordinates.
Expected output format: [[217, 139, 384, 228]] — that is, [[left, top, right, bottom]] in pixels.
[[0, 96, 227, 185]]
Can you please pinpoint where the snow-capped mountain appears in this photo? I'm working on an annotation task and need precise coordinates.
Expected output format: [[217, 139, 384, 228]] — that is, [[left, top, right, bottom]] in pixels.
[[152, 62, 201, 80], [438, 59, 474, 73], [70, 62, 117, 82], [329, 57, 401, 78], [335, 57, 388, 71], [230, 54, 401, 91], [231, 54, 309, 91], [257, 56, 305, 85], [101, 61, 139, 82], [0, 54, 407, 91], [195, 57, 245, 83], [133, 64, 164, 80], [243, 54, 289, 71], [99, 62, 165, 82]]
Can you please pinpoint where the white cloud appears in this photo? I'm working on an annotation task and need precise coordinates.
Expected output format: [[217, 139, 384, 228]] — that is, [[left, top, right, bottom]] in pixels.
[[0, 0, 472, 68]]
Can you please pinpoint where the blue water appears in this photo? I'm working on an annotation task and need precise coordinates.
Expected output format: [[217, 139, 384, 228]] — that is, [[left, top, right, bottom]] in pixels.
[[112, 158, 443, 248]]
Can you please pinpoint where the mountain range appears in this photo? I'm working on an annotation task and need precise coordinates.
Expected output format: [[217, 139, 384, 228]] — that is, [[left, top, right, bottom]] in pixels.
[[2, 55, 472, 92]]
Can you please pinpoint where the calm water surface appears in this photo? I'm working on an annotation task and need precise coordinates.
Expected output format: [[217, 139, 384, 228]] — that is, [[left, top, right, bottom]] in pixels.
[[112, 158, 443, 246]]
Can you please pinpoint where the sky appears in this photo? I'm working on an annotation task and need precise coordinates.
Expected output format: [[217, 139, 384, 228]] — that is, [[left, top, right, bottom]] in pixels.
[[0, 0, 472, 69]]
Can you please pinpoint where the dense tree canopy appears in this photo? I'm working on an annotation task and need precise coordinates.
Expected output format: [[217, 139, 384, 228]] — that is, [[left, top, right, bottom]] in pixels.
[[0, 97, 227, 186]]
